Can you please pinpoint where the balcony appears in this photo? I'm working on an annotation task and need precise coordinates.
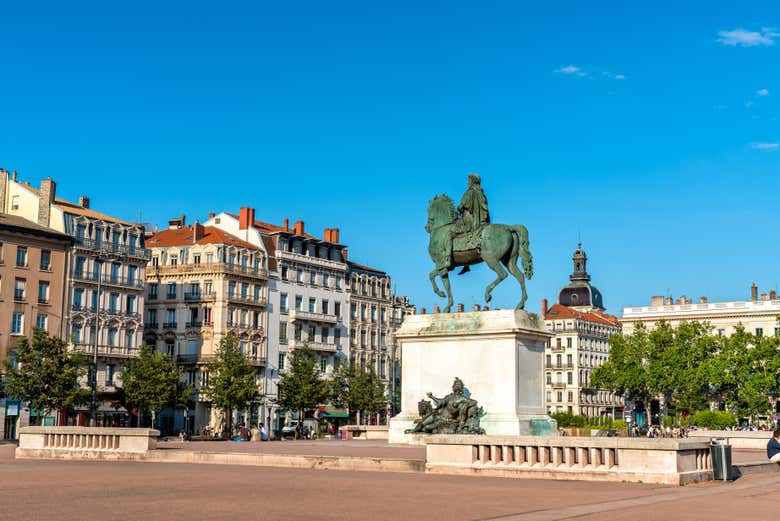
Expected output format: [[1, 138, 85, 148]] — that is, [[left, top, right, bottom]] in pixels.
[[176, 352, 264, 365], [37, 297, 49, 305], [147, 322, 159, 329], [289, 309, 337, 324], [184, 292, 216, 301], [72, 343, 140, 359], [70, 270, 145, 290], [545, 363, 575, 370], [185, 321, 212, 329], [13, 291, 25, 302], [278, 250, 347, 272], [162, 322, 177, 329], [226, 321, 262, 332], [227, 294, 268, 307], [550, 382, 567, 389], [148, 262, 267, 280], [288, 339, 339, 353], [73, 237, 151, 260]]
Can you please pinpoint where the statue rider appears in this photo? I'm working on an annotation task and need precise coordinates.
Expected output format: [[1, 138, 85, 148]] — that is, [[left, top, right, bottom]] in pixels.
[[452, 173, 490, 273]]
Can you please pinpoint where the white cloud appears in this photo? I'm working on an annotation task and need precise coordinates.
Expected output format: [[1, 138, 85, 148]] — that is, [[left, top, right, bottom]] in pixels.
[[757, 88, 770, 96], [751, 142, 779, 150], [555, 65, 587, 77], [717, 28, 778, 47], [603, 72, 626, 80]]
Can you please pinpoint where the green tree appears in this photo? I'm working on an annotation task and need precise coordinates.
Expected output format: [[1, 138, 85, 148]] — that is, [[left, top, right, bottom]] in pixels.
[[276, 345, 329, 427], [3, 328, 89, 423], [120, 344, 190, 428], [204, 332, 258, 436], [331, 363, 387, 424]]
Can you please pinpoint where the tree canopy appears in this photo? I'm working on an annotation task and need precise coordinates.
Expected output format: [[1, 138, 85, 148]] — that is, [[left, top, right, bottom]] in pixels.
[[331, 363, 387, 424], [3, 328, 89, 420], [204, 332, 258, 434], [275, 345, 329, 421]]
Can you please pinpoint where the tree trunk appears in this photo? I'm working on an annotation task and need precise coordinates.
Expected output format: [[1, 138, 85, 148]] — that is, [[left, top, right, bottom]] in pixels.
[[138, 405, 143, 428], [152, 410, 157, 430]]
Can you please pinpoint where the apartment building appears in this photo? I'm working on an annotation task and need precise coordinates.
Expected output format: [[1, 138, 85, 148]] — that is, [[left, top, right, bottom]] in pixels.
[[543, 244, 623, 418], [0, 213, 72, 439], [347, 261, 414, 418], [0, 170, 148, 427], [145, 216, 269, 434]]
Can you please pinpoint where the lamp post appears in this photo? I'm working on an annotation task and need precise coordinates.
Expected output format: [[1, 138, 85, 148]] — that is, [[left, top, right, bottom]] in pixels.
[[89, 263, 102, 427]]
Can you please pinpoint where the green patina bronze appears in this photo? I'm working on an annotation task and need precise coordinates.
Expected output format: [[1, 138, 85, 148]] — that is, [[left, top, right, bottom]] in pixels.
[[405, 378, 485, 435], [426, 174, 534, 312]]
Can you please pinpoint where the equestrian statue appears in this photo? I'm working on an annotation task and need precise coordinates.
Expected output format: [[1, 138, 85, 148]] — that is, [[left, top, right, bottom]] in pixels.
[[425, 174, 533, 312]]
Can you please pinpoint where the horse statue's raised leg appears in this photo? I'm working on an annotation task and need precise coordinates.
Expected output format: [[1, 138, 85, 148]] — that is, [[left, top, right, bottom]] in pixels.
[[439, 270, 453, 313], [429, 268, 446, 298]]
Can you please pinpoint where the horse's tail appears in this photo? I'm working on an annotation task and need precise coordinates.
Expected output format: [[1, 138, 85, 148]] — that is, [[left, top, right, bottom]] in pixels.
[[509, 224, 533, 279]]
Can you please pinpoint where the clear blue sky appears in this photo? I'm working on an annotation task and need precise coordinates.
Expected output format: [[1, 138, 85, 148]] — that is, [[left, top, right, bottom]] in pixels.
[[2, 1, 779, 315]]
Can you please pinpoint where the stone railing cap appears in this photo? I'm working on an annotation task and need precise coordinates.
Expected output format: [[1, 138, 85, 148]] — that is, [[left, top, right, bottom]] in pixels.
[[424, 434, 711, 450], [396, 309, 552, 339], [20, 426, 160, 436], [341, 425, 389, 431]]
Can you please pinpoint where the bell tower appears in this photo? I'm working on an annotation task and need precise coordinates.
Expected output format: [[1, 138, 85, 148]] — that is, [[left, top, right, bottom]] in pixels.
[[558, 242, 604, 311], [570, 242, 591, 283]]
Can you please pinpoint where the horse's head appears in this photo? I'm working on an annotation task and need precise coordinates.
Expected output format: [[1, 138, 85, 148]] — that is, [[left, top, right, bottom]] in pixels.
[[426, 194, 456, 233]]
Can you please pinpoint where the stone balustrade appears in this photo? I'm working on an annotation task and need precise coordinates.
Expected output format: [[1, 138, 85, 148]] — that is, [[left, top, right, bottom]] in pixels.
[[341, 425, 389, 441], [685, 430, 771, 450], [16, 427, 160, 460], [425, 435, 713, 484]]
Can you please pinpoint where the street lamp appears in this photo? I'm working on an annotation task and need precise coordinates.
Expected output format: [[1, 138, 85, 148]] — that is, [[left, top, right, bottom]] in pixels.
[[89, 260, 103, 427]]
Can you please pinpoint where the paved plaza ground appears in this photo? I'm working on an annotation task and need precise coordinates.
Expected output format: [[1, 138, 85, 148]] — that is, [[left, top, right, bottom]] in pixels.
[[0, 441, 776, 520]]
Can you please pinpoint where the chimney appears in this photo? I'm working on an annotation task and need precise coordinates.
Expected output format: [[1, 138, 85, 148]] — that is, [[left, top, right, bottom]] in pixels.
[[12, 171, 17, 181], [473, 304, 480, 311], [771, 290, 777, 300], [239, 207, 252, 230], [664, 297, 673, 305], [341, 248, 348, 260], [650, 295, 664, 306], [293, 220, 304, 236], [332, 228, 340, 243], [78, 196, 90, 208], [699, 296, 708, 304], [482, 306, 490, 311], [761, 292, 769, 301], [420, 307, 426, 315], [38, 178, 56, 227], [168, 215, 185, 230], [751, 283, 758, 301], [208, 212, 215, 220], [542, 298, 549, 316], [0, 169, 7, 213], [323, 228, 332, 242], [457, 303, 464, 313], [283, 218, 289, 231], [193, 220, 204, 242], [433, 305, 441, 314]]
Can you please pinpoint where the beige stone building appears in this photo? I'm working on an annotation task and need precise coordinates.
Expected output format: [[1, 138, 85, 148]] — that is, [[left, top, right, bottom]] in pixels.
[[543, 244, 623, 418], [0, 169, 148, 427], [145, 216, 269, 434], [347, 261, 414, 418], [621, 284, 780, 337], [0, 213, 72, 438]]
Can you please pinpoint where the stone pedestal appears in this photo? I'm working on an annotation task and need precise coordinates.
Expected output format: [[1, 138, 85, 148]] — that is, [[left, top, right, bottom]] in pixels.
[[388, 309, 556, 445]]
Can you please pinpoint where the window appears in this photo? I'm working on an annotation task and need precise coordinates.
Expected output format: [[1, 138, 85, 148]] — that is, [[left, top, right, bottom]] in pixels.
[[567, 354, 573, 366], [566, 337, 572, 348], [91, 290, 98, 311], [108, 328, 117, 347], [109, 293, 119, 313], [351, 304, 357, 318], [308, 298, 316, 313], [278, 353, 286, 370], [546, 354, 551, 366], [36, 313, 47, 330], [14, 278, 25, 300], [281, 266, 288, 281], [279, 322, 287, 341], [40, 250, 51, 270], [360, 330, 366, 347], [294, 323, 302, 341], [205, 252, 214, 264], [371, 306, 377, 320], [296, 270, 302, 283], [149, 283, 158, 299], [72, 325, 82, 343], [37, 281, 49, 303], [322, 327, 329, 343], [334, 302, 341, 318], [361, 305, 366, 319], [567, 372, 573, 384], [308, 326, 315, 342], [322, 299, 329, 315], [12, 312, 24, 333], [148, 309, 157, 325], [166, 309, 176, 325], [253, 284, 260, 300], [280, 293, 288, 313], [380, 332, 386, 347], [110, 262, 120, 283], [16, 246, 27, 267], [228, 281, 236, 297], [193, 254, 201, 264], [371, 332, 376, 347], [320, 358, 326, 373], [556, 338, 562, 348], [105, 364, 116, 386], [127, 265, 137, 285], [166, 340, 175, 355], [557, 391, 563, 402], [756, 327, 764, 337], [241, 283, 249, 298], [381, 308, 386, 322], [322, 273, 329, 287], [74, 288, 84, 308], [167, 283, 176, 299], [204, 280, 213, 295]]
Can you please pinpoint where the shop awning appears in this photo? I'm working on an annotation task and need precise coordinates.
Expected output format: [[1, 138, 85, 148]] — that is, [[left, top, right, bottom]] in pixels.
[[318, 407, 349, 419]]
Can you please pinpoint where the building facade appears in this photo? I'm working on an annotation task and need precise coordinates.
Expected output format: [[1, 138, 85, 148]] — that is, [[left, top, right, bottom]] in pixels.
[[145, 216, 269, 435], [0, 213, 72, 439], [621, 284, 780, 337], [543, 244, 622, 418], [0, 170, 148, 427], [206, 208, 350, 431], [347, 261, 414, 419]]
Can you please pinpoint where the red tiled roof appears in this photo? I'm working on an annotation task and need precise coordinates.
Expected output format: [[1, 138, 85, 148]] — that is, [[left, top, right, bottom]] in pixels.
[[544, 303, 621, 327], [224, 213, 318, 240], [146, 226, 258, 250]]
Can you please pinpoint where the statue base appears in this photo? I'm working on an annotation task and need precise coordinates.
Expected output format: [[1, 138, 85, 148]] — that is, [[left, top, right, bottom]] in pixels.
[[388, 309, 556, 445]]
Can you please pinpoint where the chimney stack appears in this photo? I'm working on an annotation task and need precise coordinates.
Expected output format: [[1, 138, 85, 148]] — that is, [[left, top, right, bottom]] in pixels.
[[208, 212, 215, 220], [473, 304, 480, 311], [168, 215, 185, 230], [664, 296, 673, 306], [751, 283, 758, 301], [332, 228, 340, 243], [193, 220, 204, 242], [323, 228, 332, 242], [651, 295, 664, 306], [283, 218, 289, 231], [420, 307, 426, 315], [0, 169, 8, 212], [238, 207, 255, 230], [699, 296, 708, 304], [761, 292, 769, 301], [457, 303, 464, 312], [542, 298, 549, 316], [38, 178, 56, 227], [483, 306, 490, 311], [433, 305, 441, 314], [78, 196, 90, 208], [293, 220, 304, 236], [771, 290, 777, 300]]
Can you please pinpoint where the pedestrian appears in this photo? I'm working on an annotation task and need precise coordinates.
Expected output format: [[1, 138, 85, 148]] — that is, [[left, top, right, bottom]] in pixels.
[[250, 423, 261, 442], [239, 424, 250, 441], [767, 427, 780, 463], [259, 423, 268, 441]]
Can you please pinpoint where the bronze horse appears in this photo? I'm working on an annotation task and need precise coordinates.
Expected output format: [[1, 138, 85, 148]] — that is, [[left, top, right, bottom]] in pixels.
[[425, 194, 533, 312]]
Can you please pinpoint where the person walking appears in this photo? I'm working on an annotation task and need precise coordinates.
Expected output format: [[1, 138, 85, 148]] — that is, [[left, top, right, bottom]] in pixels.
[[767, 427, 780, 463]]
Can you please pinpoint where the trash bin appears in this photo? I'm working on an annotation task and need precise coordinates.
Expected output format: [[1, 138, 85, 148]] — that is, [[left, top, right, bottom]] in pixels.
[[710, 437, 732, 481]]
